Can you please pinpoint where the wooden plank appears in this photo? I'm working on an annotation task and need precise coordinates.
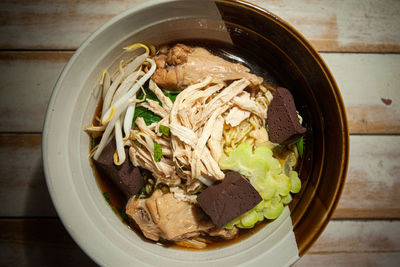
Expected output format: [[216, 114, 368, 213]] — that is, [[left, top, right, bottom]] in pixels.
[[334, 136, 400, 218], [0, 52, 70, 132], [0, 218, 399, 266], [294, 252, 400, 267], [0, 52, 399, 133], [309, 220, 400, 253], [0, 134, 57, 217], [322, 53, 400, 134], [256, 0, 400, 53], [0, 0, 146, 50], [0, 219, 96, 266], [0, 0, 399, 52], [0, 134, 399, 218]]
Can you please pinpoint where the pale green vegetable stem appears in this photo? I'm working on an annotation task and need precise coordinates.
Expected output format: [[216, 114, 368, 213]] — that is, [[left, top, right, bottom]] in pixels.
[[219, 143, 301, 229]]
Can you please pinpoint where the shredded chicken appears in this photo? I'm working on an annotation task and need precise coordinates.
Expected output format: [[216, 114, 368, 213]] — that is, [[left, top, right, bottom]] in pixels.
[[222, 86, 273, 152], [231, 91, 266, 119], [123, 45, 274, 246], [169, 78, 250, 183], [249, 127, 269, 146], [129, 117, 180, 186], [139, 99, 168, 118], [148, 80, 173, 112], [130, 74, 269, 185], [225, 106, 250, 127], [207, 115, 225, 162]]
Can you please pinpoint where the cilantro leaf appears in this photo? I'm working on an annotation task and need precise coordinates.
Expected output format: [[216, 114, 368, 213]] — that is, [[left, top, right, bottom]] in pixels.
[[133, 85, 180, 127], [132, 106, 161, 126], [163, 91, 181, 102]]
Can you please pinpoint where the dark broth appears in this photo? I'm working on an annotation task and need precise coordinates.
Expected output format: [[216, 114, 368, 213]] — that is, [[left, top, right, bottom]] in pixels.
[[90, 39, 309, 250]]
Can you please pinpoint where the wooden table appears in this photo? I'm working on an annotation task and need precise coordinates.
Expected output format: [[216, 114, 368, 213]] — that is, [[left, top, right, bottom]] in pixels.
[[0, 0, 399, 266]]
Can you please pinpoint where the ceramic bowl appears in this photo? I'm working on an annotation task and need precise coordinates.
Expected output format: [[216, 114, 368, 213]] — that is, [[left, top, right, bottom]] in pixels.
[[43, 0, 349, 265]]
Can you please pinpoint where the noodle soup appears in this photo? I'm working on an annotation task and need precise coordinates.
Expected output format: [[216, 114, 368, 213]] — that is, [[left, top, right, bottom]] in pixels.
[[86, 41, 307, 249]]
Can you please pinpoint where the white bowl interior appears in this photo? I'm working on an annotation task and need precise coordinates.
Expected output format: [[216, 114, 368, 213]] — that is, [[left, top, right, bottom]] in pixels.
[[43, 0, 299, 265]]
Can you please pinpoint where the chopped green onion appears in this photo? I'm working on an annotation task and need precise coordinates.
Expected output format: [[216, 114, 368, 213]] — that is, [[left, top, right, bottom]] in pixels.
[[246, 130, 252, 137], [159, 125, 170, 136], [103, 192, 112, 206], [154, 143, 162, 162], [117, 207, 129, 222], [134, 140, 141, 147], [265, 124, 269, 132], [139, 186, 146, 194], [296, 137, 304, 158]]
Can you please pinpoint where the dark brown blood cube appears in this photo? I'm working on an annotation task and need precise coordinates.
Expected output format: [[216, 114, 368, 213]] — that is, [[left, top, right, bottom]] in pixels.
[[267, 87, 306, 143], [93, 141, 145, 198], [197, 171, 262, 228]]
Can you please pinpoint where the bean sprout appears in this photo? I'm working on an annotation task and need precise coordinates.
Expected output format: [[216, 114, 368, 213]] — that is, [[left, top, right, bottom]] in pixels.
[[93, 57, 156, 160], [101, 58, 156, 125], [124, 104, 135, 139], [113, 117, 125, 165], [102, 53, 147, 117]]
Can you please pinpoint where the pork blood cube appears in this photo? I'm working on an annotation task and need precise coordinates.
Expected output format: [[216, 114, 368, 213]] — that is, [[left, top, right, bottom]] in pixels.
[[197, 171, 262, 228], [93, 141, 145, 198], [267, 87, 306, 144]]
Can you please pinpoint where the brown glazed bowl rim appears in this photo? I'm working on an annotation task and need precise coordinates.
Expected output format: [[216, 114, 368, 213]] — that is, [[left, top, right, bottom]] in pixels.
[[226, 0, 349, 256]]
